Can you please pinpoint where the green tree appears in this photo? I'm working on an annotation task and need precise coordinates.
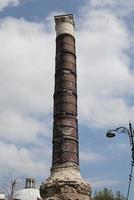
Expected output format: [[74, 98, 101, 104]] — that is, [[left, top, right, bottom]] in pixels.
[[93, 188, 126, 200], [115, 191, 126, 200]]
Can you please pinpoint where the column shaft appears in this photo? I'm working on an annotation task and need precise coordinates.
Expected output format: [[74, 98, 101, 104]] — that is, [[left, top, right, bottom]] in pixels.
[[53, 33, 79, 166]]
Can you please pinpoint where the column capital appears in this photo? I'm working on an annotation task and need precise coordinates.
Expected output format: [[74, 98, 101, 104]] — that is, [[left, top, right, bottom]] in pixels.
[[54, 14, 75, 37]]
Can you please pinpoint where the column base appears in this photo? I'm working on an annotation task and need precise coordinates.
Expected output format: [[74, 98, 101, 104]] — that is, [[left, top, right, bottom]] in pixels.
[[40, 164, 91, 200]]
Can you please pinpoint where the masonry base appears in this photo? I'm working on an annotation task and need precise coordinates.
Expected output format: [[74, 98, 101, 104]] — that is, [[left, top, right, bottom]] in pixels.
[[40, 165, 91, 200]]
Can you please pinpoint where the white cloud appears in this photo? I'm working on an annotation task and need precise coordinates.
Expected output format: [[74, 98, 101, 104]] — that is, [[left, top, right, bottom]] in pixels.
[[0, 0, 20, 11], [89, 176, 124, 188], [90, 0, 134, 8], [0, 16, 55, 181], [0, 17, 54, 145], [106, 142, 129, 153], [89, 0, 134, 16], [0, 141, 50, 177], [80, 150, 105, 162], [0, 17, 54, 115], [0, 111, 50, 144], [77, 4, 134, 128]]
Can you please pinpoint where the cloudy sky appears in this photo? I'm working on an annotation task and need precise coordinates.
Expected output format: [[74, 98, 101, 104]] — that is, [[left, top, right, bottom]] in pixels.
[[0, 0, 134, 199]]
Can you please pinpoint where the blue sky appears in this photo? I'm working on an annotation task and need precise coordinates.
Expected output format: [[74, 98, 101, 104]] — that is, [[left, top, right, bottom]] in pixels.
[[0, 0, 134, 199]]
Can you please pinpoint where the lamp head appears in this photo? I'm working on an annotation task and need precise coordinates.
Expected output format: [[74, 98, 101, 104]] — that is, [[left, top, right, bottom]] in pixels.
[[106, 131, 116, 138]]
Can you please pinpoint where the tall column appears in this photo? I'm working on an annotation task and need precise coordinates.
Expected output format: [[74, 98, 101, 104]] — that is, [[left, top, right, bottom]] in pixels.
[[53, 14, 78, 169], [40, 14, 91, 200]]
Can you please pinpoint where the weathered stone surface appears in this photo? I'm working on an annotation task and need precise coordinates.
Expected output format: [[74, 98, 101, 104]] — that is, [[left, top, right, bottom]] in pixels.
[[55, 14, 75, 37], [40, 166, 91, 200], [53, 16, 78, 166], [40, 14, 91, 200]]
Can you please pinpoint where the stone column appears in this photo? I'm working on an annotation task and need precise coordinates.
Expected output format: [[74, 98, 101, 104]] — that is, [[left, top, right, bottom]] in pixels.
[[52, 14, 79, 169], [40, 14, 91, 200]]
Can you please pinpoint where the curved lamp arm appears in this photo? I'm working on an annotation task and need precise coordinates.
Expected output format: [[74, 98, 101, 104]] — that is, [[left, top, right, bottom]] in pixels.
[[106, 122, 134, 162]]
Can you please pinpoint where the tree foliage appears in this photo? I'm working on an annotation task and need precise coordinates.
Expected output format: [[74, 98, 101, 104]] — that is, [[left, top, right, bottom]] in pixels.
[[93, 188, 126, 200]]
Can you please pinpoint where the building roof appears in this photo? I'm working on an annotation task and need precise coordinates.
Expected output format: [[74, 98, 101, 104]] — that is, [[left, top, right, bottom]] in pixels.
[[0, 193, 5, 200], [13, 178, 41, 200], [13, 188, 41, 200]]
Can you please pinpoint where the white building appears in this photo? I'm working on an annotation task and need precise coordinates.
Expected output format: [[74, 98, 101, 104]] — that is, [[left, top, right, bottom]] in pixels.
[[0, 194, 5, 200], [13, 178, 41, 200]]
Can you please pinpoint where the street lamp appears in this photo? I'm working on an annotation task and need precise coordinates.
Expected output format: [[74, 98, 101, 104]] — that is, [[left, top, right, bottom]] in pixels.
[[106, 122, 134, 163], [106, 122, 134, 200]]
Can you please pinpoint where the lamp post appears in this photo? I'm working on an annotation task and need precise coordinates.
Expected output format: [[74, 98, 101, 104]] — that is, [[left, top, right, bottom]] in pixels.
[[106, 122, 134, 200]]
